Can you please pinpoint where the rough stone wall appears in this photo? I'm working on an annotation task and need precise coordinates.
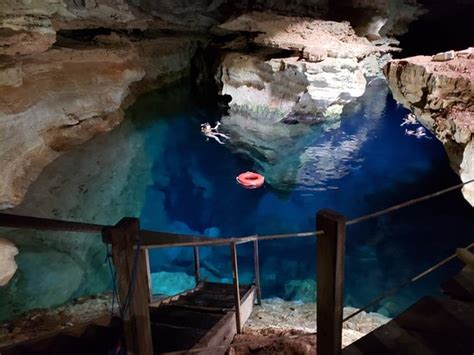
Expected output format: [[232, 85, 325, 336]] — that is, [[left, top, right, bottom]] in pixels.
[[384, 49, 474, 205], [0, 36, 199, 210]]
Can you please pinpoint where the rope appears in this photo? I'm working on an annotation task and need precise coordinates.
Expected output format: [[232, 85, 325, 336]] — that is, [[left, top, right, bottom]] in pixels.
[[347, 179, 474, 226], [105, 243, 120, 317], [342, 242, 474, 323]]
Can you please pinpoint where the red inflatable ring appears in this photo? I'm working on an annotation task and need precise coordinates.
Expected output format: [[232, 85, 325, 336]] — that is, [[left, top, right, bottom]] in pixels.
[[236, 171, 265, 189]]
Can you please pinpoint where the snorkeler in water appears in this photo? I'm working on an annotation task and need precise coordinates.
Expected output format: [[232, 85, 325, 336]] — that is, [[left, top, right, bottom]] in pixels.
[[400, 113, 417, 126], [201, 122, 230, 144]]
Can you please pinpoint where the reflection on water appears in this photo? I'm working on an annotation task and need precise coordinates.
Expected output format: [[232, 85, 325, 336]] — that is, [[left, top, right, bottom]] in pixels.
[[2, 79, 473, 320]]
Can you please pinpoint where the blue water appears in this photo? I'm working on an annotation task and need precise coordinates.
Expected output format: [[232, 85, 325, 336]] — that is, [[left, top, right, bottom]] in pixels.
[[125, 80, 473, 316]]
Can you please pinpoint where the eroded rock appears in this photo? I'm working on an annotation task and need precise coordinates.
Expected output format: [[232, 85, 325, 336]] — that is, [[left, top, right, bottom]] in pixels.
[[217, 12, 398, 129], [0, 36, 199, 209], [0, 239, 18, 287], [384, 48, 474, 205]]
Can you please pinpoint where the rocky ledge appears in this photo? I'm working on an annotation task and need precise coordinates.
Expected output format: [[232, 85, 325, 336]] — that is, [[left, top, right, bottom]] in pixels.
[[217, 11, 399, 124], [384, 48, 474, 205]]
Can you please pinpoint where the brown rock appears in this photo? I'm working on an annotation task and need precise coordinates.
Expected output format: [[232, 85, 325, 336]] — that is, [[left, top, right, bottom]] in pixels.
[[384, 48, 474, 205], [0, 36, 199, 209]]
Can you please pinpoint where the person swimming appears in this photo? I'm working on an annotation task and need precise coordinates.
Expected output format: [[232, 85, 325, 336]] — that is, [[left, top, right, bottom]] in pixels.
[[414, 126, 432, 139], [400, 113, 417, 126], [405, 126, 432, 139], [200, 122, 230, 144]]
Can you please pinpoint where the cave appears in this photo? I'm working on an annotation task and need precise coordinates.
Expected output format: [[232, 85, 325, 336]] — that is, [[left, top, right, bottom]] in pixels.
[[0, 0, 473, 354]]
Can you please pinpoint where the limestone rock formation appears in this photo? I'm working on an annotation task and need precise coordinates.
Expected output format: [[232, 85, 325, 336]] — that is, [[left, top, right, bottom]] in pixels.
[[0, 36, 199, 209], [217, 12, 398, 125], [384, 48, 474, 205], [0, 239, 18, 287]]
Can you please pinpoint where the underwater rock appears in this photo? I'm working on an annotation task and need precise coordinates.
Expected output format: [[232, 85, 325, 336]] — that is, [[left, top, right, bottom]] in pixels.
[[0, 239, 18, 287], [0, 117, 154, 320], [220, 79, 388, 190], [151, 271, 195, 296], [384, 48, 474, 205], [284, 279, 316, 302], [0, 248, 83, 320]]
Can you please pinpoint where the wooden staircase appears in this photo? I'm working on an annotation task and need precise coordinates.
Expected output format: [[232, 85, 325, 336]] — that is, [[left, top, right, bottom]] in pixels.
[[343, 268, 474, 355], [150, 282, 255, 354], [0, 316, 123, 355], [0, 282, 256, 355]]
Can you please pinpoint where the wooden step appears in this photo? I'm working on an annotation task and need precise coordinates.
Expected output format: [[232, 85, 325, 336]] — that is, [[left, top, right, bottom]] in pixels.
[[343, 296, 474, 355], [441, 268, 474, 302]]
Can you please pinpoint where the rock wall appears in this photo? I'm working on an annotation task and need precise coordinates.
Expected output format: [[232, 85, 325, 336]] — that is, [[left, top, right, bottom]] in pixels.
[[217, 12, 397, 124], [0, 36, 199, 209], [0, 239, 18, 287], [384, 48, 474, 205]]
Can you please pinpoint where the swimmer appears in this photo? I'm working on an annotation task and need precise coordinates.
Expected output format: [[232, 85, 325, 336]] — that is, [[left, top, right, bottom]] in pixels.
[[414, 126, 432, 139], [201, 122, 230, 144], [405, 129, 416, 136], [400, 113, 417, 126]]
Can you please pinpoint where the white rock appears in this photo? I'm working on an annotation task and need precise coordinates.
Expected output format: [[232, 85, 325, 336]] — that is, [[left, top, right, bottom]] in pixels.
[[0, 238, 18, 286], [432, 50, 455, 62]]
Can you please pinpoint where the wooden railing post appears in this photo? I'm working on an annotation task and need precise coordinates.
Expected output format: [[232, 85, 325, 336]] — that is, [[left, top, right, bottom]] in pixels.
[[103, 218, 153, 355], [316, 209, 346, 355], [143, 248, 153, 303], [230, 242, 242, 334], [253, 239, 262, 306], [193, 246, 201, 285]]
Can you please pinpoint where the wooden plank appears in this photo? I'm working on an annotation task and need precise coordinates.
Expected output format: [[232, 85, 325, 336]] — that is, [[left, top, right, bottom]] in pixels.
[[194, 246, 201, 285], [192, 286, 256, 355], [230, 243, 242, 334], [441, 268, 474, 302], [140, 230, 232, 248], [253, 240, 262, 305], [317, 209, 346, 355], [0, 213, 104, 233], [143, 249, 153, 303], [342, 319, 434, 355], [394, 297, 474, 354], [104, 218, 153, 355]]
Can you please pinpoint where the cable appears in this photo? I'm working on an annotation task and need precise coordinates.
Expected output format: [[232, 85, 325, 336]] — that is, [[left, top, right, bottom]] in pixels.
[[342, 242, 474, 323], [105, 243, 121, 317], [347, 179, 474, 226]]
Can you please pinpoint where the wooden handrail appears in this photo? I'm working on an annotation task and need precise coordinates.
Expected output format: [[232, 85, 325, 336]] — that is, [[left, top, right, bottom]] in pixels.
[[139, 230, 323, 249], [0, 213, 105, 233]]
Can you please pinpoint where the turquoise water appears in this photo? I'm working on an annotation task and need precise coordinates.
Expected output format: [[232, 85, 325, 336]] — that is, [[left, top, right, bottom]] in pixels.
[[122, 80, 473, 317]]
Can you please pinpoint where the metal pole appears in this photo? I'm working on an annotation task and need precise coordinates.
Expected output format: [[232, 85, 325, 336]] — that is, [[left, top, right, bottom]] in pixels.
[[253, 240, 262, 305], [193, 246, 201, 285], [230, 242, 242, 333], [316, 209, 346, 355]]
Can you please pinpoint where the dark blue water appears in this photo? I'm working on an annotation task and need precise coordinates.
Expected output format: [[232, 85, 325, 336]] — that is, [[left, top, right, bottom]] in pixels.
[[125, 80, 473, 316]]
